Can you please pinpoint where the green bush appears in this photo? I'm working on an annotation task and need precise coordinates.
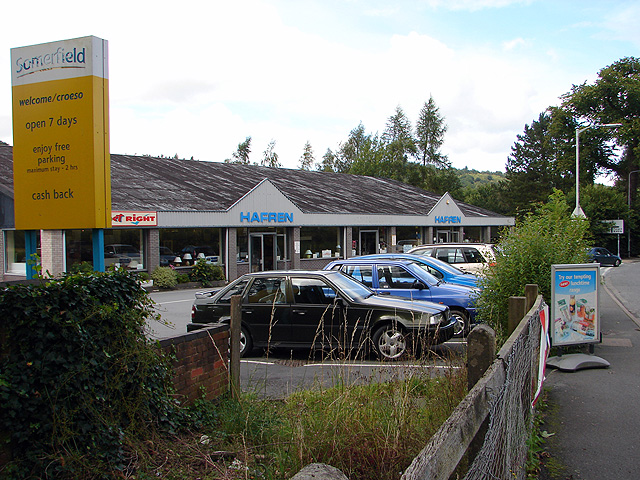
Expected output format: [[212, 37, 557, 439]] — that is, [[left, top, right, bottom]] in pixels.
[[69, 260, 94, 274], [476, 190, 591, 341], [137, 271, 150, 282], [0, 271, 181, 478], [189, 259, 225, 286], [151, 266, 178, 289], [176, 272, 190, 284]]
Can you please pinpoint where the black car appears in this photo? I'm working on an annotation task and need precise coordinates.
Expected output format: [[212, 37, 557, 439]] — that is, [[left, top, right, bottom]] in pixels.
[[588, 247, 622, 267], [188, 270, 456, 360]]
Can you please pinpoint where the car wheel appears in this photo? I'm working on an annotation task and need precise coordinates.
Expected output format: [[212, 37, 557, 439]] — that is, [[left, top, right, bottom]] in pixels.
[[372, 323, 407, 360], [450, 310, 469, 338], [239, 325, 253, 358], [614, 259, 621, 267]]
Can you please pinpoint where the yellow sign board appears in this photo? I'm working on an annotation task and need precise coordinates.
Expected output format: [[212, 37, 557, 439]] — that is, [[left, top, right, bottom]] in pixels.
[[11, 36, 111, 230]]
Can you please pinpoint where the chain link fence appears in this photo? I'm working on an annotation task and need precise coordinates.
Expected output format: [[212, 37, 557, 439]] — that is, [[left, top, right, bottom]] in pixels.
[[464, 300, 545, 480]]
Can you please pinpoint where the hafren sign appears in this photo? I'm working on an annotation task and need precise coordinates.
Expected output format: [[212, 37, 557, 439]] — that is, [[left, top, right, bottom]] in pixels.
[[11, 36, 111, 230]]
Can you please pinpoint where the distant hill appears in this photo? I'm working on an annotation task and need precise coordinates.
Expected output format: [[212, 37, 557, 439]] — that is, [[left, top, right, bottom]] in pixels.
[[456, 167, 505, 189]]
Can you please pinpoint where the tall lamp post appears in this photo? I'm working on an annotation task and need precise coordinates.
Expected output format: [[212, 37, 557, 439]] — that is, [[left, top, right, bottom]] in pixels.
[[573, 123, 622, 217], [628, 169, 640, 257]]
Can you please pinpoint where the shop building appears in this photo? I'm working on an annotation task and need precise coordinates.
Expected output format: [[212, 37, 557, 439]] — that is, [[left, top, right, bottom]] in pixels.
[[0, 143, 514, 282]]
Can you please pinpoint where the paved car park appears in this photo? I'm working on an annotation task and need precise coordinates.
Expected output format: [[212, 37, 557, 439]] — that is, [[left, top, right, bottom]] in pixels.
[[147, 285, 466, 398]]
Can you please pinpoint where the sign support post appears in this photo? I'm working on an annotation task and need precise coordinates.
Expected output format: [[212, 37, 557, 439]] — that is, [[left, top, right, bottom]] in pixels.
[[92, 229, 105, 272], [25, 230, 38, 279]]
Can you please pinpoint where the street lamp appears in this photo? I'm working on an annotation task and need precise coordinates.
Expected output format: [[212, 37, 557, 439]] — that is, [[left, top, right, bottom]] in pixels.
[[628, 169, 640, 257], [573, 123, 623, 217]]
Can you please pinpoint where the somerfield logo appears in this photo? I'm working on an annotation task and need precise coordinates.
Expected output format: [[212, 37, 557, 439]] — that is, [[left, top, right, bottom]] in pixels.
[[14, 47, 86, 77]]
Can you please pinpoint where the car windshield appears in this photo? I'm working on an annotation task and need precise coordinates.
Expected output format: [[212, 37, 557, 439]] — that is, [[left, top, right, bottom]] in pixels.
[[403, 262, 440, 286], [325, 271, 375, 301], [419, 258, 466, 275], [117, 245, 139, 254]]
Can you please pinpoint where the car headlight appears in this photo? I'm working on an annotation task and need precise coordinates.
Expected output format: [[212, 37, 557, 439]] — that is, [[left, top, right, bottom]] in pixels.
[[418, 311, 444, 326], [430, 311, 446, 326]]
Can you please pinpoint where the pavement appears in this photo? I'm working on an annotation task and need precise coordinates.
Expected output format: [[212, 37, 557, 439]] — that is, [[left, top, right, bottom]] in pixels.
[[541, 259, 640, 479]]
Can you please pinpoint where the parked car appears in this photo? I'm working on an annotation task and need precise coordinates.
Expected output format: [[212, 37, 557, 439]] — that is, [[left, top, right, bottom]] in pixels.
[[409, 243, 497, 274], [588, 247, 622, 267], [358, 253, 480, 288], [159, 246, 176, 266], [104, 244, 142, 269], [324, 258, 479, 337], [188, 270, 456, 359]]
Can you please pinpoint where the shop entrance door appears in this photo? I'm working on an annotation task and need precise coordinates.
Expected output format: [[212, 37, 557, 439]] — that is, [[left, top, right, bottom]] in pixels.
[[250, 234, 277, 272], [436, 230, 460, 243], [359, 230, 379, 255]]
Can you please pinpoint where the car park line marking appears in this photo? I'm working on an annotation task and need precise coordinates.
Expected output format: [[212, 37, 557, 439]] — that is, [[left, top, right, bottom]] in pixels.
[[242, 360, 278, 365], [154, 299, 193, 305], [240, 359, 461, 369], [302, 363, 461, 369]]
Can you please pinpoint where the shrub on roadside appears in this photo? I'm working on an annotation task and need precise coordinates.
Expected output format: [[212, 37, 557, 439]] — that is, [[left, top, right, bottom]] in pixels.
[[69, 260, 94, 274], [176, 272, 190, 284], [0, 271, 181, 478], [190, 259, 225, 286], [151, 266, 178, 289], [476, 190, 591, 341]]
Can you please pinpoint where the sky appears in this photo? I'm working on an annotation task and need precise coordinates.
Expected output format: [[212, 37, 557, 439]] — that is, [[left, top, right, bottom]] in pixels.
[[1, 0, 639, 173]]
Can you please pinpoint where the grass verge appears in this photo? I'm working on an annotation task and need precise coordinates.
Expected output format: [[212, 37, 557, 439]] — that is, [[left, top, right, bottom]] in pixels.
[[128, 365, 467, 480]]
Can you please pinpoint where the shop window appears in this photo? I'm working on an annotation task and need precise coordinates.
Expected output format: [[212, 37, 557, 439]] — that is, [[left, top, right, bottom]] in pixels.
[[65, 229, 93, 270], [159, 228, 221, 266], [5, 230, 40, 275], [300, 227, 340, 259], [104, 229, 144, 270]]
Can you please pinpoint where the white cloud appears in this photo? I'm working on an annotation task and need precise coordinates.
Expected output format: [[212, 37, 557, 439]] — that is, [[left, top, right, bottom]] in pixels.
[[0, 0, 634, 175], [601, 3, 640, 46], [422, 0, 534, 12], [502, 37, 528, 51]]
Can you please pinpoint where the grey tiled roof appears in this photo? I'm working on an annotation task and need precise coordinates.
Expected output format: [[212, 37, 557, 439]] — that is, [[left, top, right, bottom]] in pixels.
[[0, 144, 506, 218]]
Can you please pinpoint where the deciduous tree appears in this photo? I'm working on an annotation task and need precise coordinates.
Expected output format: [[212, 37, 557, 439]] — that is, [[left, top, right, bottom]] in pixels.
[[298, 141, 315, 170], [260, 140, 281, 168]]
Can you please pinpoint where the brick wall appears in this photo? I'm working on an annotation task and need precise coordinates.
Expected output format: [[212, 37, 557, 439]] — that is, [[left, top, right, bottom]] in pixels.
[[40, 230, 65, 277], [159, 324, 230, 404]]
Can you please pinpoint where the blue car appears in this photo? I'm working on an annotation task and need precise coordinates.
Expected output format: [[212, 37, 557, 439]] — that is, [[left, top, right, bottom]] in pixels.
[[357, 253, 481, 288], [324, 258, 479, 337], [587, 247, 621, 267]]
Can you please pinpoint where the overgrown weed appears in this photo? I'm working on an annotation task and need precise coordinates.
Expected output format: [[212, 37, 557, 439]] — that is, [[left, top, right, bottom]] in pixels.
[[127, 356, 466, 480]]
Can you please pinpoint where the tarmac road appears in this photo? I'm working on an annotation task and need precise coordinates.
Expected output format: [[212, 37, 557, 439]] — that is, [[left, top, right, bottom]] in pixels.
[[542, 260, 640, 479]]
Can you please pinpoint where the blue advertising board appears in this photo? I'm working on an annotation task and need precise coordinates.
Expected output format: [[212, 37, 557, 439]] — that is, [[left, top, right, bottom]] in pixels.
[[551, 264, 600, 346]]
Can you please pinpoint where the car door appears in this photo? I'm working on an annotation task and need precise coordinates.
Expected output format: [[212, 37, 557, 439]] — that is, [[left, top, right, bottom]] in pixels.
[[290, 276, 343, 348], [197, 277, 250, 323], [242, 276, 291, 346], [337, 264, 374, 288], [374, 265, 433, 302]]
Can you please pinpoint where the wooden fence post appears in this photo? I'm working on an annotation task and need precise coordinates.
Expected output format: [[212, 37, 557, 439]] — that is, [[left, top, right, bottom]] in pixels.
[[508, 296, 526, 335], [230, 295, 241, 398], [524, 284, 539, 312], [466, 324, 496, 390]]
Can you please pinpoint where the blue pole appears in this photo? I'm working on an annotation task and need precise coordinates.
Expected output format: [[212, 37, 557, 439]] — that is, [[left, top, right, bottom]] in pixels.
[[24, 230, 38, 279], [92, 229, 105, 272]]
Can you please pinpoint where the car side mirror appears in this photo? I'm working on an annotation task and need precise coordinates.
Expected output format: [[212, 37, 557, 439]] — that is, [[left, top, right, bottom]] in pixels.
[[336, 297, 348, 307], [412, 280, 427, 290]]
